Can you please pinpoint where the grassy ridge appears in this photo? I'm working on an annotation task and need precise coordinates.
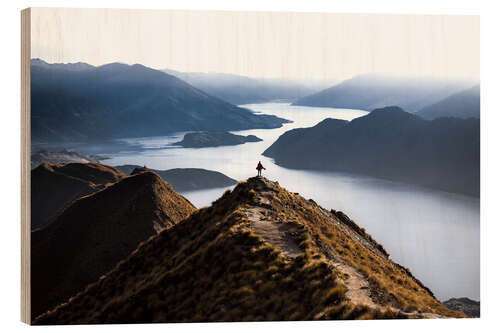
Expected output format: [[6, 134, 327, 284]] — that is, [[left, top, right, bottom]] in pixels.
[[34, 177, 462, 324]]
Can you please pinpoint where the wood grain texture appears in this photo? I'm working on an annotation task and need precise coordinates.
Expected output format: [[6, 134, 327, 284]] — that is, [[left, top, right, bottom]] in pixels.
[[29, 8, 479, 81], [21, 7, 31, 325]]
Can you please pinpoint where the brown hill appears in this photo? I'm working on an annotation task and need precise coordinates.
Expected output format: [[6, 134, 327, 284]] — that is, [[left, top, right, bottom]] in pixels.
[[31, 171, 196, 319], [31, 163, 126, 230], [34, 177, 462, 324]]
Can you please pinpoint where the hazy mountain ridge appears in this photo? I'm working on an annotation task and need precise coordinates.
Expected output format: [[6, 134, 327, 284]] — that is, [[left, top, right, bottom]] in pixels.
[[34, 176, 462, 324], [417, 85, 480, 120], [31, 149, 108, 169], [164, 68, 335, 105], [264, 106, 479, 196], [31, 170, 196, 318], [293, 74, 475, 112], [31, 59, 288, 143]]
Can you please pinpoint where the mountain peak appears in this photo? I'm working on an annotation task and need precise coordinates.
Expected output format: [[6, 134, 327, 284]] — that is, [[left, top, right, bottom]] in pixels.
[[354, 106, 424, 125], [31, 169, 196, 318]]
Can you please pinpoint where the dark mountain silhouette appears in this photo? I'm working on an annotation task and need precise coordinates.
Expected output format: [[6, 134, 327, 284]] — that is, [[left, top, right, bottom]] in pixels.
[[31, 171, 196, 319], [163, 69, 335, 105], [34, 176, 462, 324], [31, 59, 289, 143], [174, 131, 262, 148], [417, 85, 480, 120], [31, 163, 126, 230], [115, 165, 237, 192], [264, 106, 479, 196], [443, 297, 480, 317], [293, 74, 473, 112]]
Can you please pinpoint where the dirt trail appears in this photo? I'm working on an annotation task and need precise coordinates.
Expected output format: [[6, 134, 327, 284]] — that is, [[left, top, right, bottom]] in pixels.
[[244, 182, 303, 258], [244, 180, 376, 306], [242, 178, 445, 319], [246, 206, 303, 258], [331, 262, 377, 307]]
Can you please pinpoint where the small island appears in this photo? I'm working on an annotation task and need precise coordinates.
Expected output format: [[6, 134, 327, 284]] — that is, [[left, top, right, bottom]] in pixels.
[[174, 131, 263, 148]]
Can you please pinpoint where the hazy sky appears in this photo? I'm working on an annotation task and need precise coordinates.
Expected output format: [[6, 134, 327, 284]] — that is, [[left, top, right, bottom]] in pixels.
[[30, 8, 479, 81]]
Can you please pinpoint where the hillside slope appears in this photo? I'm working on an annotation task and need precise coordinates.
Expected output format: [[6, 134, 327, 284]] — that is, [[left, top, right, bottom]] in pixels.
[[264, 106, 480, 196], [31, 59, 288, 143], [417, 85, 480, 120], [293, 74, 472, 112], [31, 171, 196, 319], [31, 163, 126, 230], [34, 177, 462, 324]]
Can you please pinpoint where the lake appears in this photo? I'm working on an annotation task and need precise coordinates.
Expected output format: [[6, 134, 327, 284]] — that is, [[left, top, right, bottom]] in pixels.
[[60, 102, 482, 302]]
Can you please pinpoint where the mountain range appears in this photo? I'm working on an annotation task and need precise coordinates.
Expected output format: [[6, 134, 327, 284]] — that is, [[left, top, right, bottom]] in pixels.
[[263, 106, 479, 196], [293, 74, 475, 113], [31, 168, 196, 318], [31, 59, 289, 143], [33, 175, 462, 323], [163, 69, 335, 105], [417, 85, 480, 120]]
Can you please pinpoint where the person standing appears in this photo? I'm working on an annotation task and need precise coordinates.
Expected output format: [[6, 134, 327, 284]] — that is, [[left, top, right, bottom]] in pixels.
[[256, 161, 265, 176]]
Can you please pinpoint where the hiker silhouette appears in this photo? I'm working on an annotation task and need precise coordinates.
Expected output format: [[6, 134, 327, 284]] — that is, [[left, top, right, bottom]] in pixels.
[[256, 161, 266, 176]]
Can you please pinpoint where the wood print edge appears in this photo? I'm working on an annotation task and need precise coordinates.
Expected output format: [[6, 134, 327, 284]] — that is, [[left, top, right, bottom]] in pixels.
[[21, 7, 31, 325]]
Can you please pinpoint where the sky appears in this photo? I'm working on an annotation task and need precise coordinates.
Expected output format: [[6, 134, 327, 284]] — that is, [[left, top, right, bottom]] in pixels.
[[30, 8, 479, 81]]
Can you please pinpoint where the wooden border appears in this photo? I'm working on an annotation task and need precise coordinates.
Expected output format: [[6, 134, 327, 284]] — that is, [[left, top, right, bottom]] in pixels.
[[21, 7, 31, 325]]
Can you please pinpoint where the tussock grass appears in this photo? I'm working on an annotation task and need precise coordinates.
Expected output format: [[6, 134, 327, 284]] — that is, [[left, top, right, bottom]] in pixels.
[[35, 177, 463, 324]]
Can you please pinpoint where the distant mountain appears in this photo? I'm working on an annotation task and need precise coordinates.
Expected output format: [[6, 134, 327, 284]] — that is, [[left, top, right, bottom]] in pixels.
[[174, 131, 262, 148], [31, 59, 289, 143], [31, 170, 196, 318], [31, 163, 126, 230], [164, 69, 335, 105], [34, 176, 461, 324], [293, 74, 474, 112], [115, 165, 237, 192], [31, 149, 108, 169], [417, 85, 480, 120], [264, 106, 479, 196], [443, 297, 480, 317]]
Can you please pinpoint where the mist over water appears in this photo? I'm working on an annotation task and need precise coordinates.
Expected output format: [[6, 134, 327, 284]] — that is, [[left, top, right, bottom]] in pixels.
[[64, 103, 479, 301]]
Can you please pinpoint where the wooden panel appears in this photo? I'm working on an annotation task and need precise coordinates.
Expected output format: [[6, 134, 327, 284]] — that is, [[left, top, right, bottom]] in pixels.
[[21, 7, 31, 325]]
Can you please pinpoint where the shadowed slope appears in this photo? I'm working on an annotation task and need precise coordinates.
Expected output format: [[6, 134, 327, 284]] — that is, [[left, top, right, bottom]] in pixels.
[[417, 85, 480, 120], [31, 59, 289, 143], [34, 177, 462, 324], [31, 163, 126, 230], [31, 171, 196, 319]]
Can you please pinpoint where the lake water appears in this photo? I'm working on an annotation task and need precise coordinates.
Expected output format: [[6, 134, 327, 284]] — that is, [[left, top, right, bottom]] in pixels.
[[65, 103, 481, 301]]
